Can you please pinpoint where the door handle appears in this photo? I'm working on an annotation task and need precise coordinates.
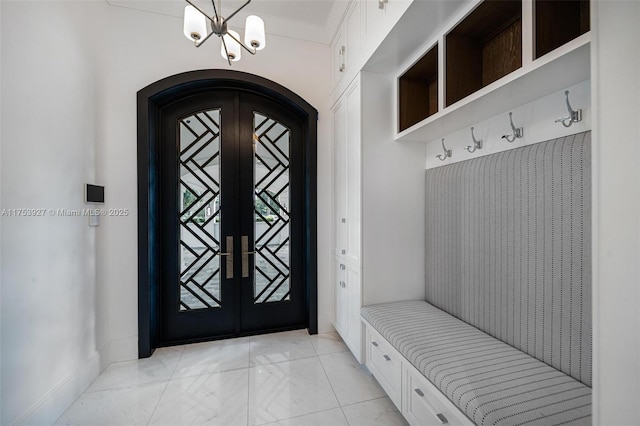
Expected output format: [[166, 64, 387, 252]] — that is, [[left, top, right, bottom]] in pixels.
[[219, 236, 234, 279], [241, 235, 255, 278]]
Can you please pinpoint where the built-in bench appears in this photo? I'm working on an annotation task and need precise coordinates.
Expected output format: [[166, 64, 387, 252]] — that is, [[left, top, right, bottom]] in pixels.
[[361, 132, 592, 426], [362, 301, 591, 425]]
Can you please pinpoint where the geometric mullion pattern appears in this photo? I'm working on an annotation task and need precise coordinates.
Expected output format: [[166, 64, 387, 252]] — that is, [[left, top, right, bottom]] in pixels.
[[178, 109, 222, 311], [253, 112, 291, 303]]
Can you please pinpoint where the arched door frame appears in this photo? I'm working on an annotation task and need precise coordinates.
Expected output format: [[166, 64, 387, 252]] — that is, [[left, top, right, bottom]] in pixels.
[[137, 70, 318, 357]]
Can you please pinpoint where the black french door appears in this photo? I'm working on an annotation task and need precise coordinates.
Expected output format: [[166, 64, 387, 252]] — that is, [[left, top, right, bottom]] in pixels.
[[158, 90, 306, 344]]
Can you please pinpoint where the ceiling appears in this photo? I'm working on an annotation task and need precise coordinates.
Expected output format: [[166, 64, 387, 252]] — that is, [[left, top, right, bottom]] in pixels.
[[105, 0, 349, 44]]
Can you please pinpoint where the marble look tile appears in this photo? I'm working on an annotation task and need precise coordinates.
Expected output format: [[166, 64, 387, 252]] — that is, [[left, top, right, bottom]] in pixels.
[[250, 330, 316, 365], [319, 351, 385, 406], [248, 357, 339, 425], [55, 382, 166, 425], [149, 369, 249, 425], [262, 408, 348, 426], [309, 331, 349, 355], [342, 397, 408, 426], [87, 346, 184, 392], [172, 337, 250, 378]]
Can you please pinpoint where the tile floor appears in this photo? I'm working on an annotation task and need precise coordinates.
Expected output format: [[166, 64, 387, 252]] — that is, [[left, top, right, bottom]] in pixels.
[[56, 330, 408, 426]]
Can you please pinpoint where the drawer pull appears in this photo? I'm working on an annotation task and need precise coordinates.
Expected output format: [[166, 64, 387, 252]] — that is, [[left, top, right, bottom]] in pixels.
[[436, 414, 448, 424], [414, 388, 448, 424], [372, 341, 379, 347], [383, 355, 391, 361]]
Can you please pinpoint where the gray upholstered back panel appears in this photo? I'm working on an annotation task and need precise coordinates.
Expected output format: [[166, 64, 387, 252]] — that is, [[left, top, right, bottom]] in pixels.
[[425, 131, 591, 386]]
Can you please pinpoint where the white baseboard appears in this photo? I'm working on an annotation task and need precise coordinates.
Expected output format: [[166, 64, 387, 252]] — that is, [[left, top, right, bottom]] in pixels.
[[16, 344, 110, 426]]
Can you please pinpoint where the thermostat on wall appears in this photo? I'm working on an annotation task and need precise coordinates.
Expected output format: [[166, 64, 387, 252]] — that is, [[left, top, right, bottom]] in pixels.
[[85, 184, 105, 204]]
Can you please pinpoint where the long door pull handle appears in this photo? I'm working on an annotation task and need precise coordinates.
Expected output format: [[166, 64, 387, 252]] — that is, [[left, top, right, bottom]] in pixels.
[[241, 236, 254, 278], [219, 236, 234, 279]]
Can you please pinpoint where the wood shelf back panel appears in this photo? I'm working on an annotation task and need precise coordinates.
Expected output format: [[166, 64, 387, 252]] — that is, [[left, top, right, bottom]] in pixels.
[[482, 19, 522, 86], [446, 0, 522, 107], [399, 44, 439, 132], [535, 0, 590, 59]]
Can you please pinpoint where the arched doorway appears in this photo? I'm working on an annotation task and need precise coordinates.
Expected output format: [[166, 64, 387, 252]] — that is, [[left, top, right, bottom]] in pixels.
[[137, 70, 317, 357]]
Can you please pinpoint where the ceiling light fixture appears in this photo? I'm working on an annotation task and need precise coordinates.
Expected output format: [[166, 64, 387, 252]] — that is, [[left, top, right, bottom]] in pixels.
[[183, 0, 266, 65]]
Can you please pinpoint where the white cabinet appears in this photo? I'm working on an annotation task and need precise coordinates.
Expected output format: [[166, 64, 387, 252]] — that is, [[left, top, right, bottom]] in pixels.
[[331, 0, 413, 99], [332, 74, 363, 362], [332, 257, 362, 360], [333, 258, 348, 335], [346, 1, 362, 70], [332, 29, 347, 88], [332, 76, 361, 264]]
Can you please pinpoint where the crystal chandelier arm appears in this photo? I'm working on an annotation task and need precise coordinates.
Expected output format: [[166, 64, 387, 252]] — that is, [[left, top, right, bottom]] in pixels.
[[220, 35, 233, 66], [226, 30, 256, 55], [185, 0, 214, 21], [225, 0, 252, 22]]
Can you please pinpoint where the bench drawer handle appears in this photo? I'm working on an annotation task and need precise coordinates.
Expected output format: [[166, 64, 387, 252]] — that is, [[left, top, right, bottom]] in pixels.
[[383, 355, 391, 361], [372, 341, 379, 347], [414, 389, 448, 424]]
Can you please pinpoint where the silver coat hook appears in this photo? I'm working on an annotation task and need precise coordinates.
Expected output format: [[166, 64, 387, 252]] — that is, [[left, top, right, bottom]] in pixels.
[[502, 112, 524, 143], [465, 127, 483, 153], [555, 90, 582, 128], [436, 138, 452, 161]]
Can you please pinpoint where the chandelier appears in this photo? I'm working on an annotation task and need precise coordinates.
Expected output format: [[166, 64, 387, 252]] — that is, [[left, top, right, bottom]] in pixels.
[[183, 0, 266, 65]]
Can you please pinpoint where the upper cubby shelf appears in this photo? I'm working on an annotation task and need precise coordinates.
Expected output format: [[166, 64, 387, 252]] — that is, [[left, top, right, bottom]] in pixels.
[[535, 0, 589, 59], [398, 43, 438, 132], [396, 0, 591, 142], [446, 0, 522, 107]]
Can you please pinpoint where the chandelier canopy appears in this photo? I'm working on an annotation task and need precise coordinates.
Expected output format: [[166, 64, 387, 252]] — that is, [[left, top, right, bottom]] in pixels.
[[183, 0, 266, 65]]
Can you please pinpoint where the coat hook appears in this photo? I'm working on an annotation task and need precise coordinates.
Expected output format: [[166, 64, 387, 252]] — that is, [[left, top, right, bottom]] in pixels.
[[436, 138, 452, 161], [555, 90, 582, 128], [502, 112, 524, 143], [465, 127, 483, 153]]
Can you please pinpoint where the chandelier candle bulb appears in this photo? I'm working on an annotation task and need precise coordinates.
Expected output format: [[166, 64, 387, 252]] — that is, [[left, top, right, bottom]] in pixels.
[[245, 15, 266, 50], [183, 5, 207, 42], [221, 30, 242, 61]]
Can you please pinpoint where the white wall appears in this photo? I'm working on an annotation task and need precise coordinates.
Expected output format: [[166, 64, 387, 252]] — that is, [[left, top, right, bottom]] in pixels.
[[0, 2, 108, 424], [361, 71, 426, 306], [98, 5, 333, 360], [591, 1, 640, 423]]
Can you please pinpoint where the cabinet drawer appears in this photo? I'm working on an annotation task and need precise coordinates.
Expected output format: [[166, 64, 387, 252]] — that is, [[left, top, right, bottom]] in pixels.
[[404, 367, 473, 426], [367, 328, 401, 407]]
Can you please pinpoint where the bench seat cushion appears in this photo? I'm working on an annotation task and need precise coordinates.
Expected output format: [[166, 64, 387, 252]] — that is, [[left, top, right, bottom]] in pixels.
[[361, 300, 591, 426]]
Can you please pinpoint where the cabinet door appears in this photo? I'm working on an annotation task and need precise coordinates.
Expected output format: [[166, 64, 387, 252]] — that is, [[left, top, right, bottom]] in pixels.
[[332, 99, 347, 255], [346, 264, 362, 362], [364, 0, 386, 42], [346, 1, 362, 70], [332, 29, 347, 87], [345, 78, 361, 265], [333, 258, 348, 335]]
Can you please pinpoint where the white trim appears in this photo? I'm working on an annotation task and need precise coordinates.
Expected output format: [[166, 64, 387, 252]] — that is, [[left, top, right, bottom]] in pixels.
[[16, 344, 111, 426]]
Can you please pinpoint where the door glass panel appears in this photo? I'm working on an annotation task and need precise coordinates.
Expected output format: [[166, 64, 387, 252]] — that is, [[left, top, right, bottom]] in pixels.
[[253, 112, 291, 303], [178, 109, 222, 311]]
